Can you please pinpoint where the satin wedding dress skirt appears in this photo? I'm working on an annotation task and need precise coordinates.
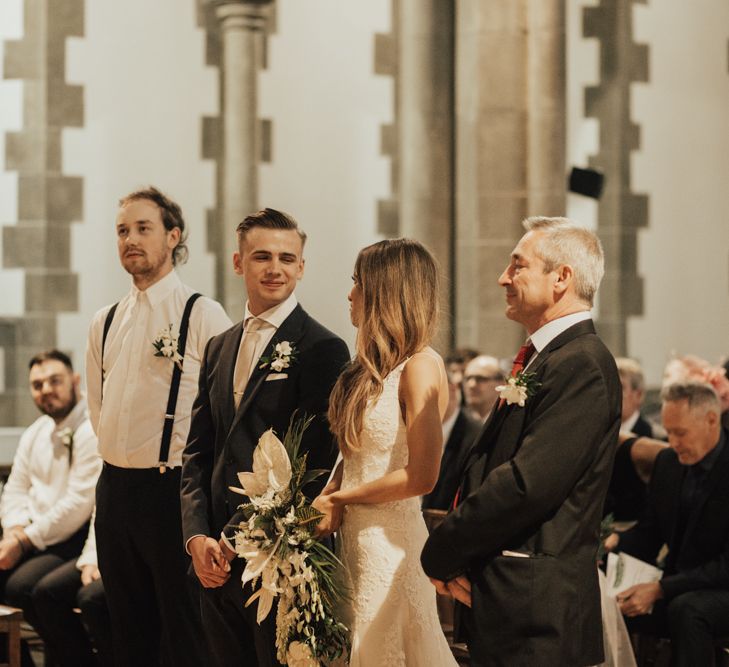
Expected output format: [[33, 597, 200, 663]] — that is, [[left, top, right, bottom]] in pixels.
[[337, 359, 457, 666]]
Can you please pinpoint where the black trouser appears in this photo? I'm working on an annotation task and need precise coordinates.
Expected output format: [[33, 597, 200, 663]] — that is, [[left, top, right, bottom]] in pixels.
[[0, 524, 87, 666], [626, 590, 729, 666], [199, 557, 276, 667], [95, 464, 204, 667], [32, 559, 112, 666]]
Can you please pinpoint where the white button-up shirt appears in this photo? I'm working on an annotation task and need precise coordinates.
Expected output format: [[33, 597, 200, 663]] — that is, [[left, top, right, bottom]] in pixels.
[[233, 292, 299, 388], [86, 270, 232, 468], [0, 398, 101, 551]]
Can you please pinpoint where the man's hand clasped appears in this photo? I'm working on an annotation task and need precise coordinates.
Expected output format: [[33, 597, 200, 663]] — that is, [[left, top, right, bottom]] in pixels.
[[189, 535, 232, 588], [429, 575, 472, 608]]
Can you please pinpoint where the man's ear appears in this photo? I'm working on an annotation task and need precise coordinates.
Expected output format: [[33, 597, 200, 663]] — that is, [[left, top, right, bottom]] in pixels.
[[166, 226, 181, 250], [233, 251, 244, 276], [72, 372, 81, 391], [554, 264, 573, 295]]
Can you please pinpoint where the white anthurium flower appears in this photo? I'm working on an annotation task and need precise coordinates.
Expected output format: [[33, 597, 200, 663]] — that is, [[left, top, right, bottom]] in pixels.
[[496, 377, 529, 407], [232, 429, 292, 499]]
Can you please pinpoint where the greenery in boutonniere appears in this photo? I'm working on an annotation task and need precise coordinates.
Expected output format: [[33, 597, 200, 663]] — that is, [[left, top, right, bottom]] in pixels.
[[496, 371, 542, 407]]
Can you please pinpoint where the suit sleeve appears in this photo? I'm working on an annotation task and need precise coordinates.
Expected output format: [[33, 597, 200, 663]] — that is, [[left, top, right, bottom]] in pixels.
[[660, 540, 729, 598], [617, 452, 670, 565], [180, 337, 216, 546], [422, 350, 615, 580], [222, 335, 350, 540]]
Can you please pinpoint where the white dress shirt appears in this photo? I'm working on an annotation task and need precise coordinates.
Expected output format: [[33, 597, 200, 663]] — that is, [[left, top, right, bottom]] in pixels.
[[232, 292, 299, 387], [621, 410, 640, 433], [525, 310, 593, 371], [0, 398, 101, 551], [76, 507, 97, 569], [86, 270, 232, 468]]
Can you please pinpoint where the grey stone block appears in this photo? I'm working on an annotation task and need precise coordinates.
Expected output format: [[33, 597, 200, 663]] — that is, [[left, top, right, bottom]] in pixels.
[[25, 272, 79, 312], [3, 224, 71, 269]]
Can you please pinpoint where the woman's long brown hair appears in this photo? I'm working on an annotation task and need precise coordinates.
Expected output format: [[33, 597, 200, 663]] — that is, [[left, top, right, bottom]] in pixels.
[[328, 238, 440, 455]]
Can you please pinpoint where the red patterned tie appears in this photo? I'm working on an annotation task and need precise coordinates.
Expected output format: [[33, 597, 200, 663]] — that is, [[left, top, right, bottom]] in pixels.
[[510, 341, 536, 378], [497, 341, 536, 410]]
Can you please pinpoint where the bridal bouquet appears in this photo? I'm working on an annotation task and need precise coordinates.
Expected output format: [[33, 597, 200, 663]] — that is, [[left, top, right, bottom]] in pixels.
[[230, 417, 350, 666]]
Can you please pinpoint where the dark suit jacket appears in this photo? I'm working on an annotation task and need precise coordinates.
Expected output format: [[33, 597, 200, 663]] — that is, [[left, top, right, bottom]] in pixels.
[[421, 319, 621, 667], [618, 430, 729, 600], [422, 409, 482, 511], [180, 304, 350, 545]]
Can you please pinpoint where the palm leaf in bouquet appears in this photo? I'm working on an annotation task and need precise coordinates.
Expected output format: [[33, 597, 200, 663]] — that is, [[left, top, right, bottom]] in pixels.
[[229, 415, 350, 666]]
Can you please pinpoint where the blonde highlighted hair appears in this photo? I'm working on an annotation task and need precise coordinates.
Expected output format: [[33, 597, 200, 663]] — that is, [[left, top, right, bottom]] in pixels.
[[328, 239, 440, 455]]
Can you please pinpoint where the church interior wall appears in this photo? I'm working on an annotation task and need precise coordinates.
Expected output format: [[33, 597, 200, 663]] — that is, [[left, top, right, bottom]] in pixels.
[[1, 0, 727, 425]]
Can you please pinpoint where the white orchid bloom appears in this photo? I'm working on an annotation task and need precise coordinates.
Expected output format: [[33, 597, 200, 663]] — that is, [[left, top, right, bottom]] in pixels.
[[245, 555, 282, 624], [275, 341, 293, 356], [233, 429, 292, 499], [495, 377, 528, 407]]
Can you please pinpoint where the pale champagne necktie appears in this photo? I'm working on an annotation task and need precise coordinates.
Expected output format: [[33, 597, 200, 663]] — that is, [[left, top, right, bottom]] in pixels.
[[233, 318, 263, 408]]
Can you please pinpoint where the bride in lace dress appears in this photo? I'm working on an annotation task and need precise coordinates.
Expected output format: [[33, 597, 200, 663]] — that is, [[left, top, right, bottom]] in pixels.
[[313, 239, 457, 666]]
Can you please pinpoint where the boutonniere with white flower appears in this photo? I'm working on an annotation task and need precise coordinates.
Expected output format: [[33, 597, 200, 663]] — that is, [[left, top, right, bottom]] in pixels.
[[152, 324, 184, 370], [496, 371, 541, 407], [58, 427, 74, 464], [259, 340, 297, 373]]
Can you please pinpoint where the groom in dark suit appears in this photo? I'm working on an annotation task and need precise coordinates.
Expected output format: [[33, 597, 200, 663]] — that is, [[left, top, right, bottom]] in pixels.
[[181, 209, 349, 667], [422, 217, 621, 666]]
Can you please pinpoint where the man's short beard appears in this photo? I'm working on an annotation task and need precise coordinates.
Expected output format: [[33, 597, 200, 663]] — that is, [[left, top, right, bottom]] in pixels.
[[40, 385, 78, 421]]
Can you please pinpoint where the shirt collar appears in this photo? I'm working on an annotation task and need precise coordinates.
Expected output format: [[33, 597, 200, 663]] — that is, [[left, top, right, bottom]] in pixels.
[[243, 292, 298, 331], [52, 396, 88, 436], [529, 310, 592, 353], [130, 269, 181, 308]]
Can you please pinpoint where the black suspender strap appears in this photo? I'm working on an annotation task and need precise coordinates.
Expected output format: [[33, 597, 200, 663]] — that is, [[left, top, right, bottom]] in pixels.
[[100, 303, 119, 403], [158, 293, 202, 473]]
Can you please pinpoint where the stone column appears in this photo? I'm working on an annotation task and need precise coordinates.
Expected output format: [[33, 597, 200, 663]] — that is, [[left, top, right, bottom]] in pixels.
[[583, 0, 649, 355], [397, 0, 455, 352], [1, 0, 84, 425], [213, 0, 270, 322], [454, 0, 566, 358]]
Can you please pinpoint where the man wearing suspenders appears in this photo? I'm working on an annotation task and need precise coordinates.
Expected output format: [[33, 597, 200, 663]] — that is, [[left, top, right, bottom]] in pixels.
[[85, 187, 231, 666]]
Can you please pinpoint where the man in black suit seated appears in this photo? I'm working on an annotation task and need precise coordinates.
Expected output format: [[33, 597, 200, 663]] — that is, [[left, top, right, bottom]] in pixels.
[[422, 362, 482, 511], [606, 382, 729, 667]]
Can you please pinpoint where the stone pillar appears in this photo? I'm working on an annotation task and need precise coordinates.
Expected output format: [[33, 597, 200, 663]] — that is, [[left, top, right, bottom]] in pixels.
[[1, 0, 84, 425], [213, 0, 270, 322], [583, 0, 648, 355], [454, 0, 566, 358], [397, 0, 455, 352]]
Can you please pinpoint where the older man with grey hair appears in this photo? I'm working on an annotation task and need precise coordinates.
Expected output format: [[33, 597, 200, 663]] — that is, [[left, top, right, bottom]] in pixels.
[[423, 216, 621, 666], [608, 382, 729, 667]]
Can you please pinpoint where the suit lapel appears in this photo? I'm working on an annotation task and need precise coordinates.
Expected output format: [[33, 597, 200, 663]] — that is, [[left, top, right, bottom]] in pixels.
[[220, 325, 244, 429], [226, 305, 307, 440], [461, 319, 597, 485]]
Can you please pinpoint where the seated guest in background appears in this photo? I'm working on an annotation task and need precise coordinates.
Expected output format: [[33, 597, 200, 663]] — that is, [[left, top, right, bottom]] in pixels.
[[0, 350, 100, 663], [616, 357, 662, 437], [664, 354, 729, 429], [422, 363, 482, 511], [462, 354, 503, 421], [32, 512, 111, 666], [444, 347, 480, 388], [603, 432, 667, 522], [605, 382, 729, 667]]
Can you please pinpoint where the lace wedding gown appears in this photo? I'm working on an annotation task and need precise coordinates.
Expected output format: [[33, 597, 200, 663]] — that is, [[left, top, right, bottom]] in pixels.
[[337, 359, 457, 666]]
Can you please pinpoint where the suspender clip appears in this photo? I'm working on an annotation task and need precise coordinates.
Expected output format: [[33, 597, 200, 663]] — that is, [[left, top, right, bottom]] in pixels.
[[159, 463, 168, 474]]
